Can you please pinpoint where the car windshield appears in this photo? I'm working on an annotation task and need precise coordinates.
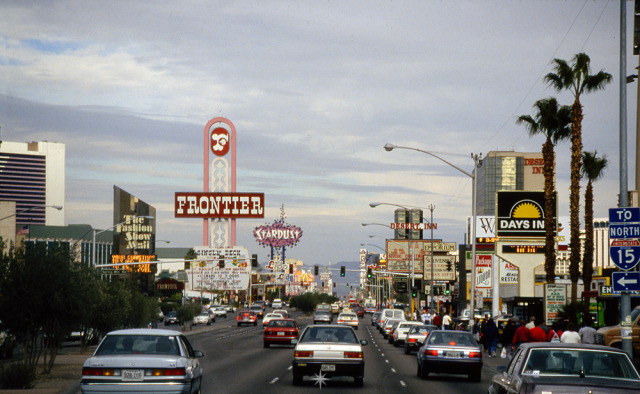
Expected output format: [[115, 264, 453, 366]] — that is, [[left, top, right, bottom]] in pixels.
[[522, 349, 640, 380], [96, 335, 180, 356], [340, 313, 357, 319], [268, 320, 296, 328], [300, 327, 359, 344], [315, 311, 330, 316], [427, 331, 477, 347]]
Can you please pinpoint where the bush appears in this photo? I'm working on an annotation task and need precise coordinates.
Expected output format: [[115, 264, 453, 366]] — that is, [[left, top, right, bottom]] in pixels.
[[0, 362, 35, 389], [176, 302, 200, 324]]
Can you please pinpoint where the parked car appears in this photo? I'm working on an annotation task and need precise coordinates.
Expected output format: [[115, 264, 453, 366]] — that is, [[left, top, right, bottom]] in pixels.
[[417, 330, 483, 381], [236, 310, 258, 326], [313, 310, 333, 324], [292, 324, 368, 386], [164, 311, 179, 325], [488, 342, 640, 393], [193, 311, 212, 326], [391, 321, 424, 347], [80, 328, 204, 393], [262, 313, 284, 327], [336, 312, 359, 330], [404, 324, 439, 354], [263, 318, 299, 348]]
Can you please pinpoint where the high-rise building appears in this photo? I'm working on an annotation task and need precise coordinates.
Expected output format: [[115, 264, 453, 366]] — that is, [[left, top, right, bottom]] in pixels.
[[0, 141, 65, 226], [394, 208, 423, 240], [475, 151, 545, 216]]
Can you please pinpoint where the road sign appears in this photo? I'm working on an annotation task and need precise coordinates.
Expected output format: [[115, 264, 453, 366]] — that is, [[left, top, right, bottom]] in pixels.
[[609, 207, 640, 270], [613, 271, 640, 292]]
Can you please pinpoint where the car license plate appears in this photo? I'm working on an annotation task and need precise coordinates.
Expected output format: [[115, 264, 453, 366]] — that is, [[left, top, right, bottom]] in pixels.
[[446, 351, 461, 358], [122, 369, 144, 381], [321, 364, 336, 372], [277, 332, 285, 336]]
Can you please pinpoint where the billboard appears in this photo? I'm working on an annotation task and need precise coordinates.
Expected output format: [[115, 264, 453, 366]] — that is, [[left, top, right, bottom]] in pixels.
[[385, 239, 456, 272], [113, 186, 156, 257], [175, 192, 264, 219], [496, 191, 556, 238], [190, 246, 251, 291]]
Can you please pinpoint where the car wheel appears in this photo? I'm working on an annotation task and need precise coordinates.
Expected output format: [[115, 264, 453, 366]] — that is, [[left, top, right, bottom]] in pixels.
[[354, 376, 363, 386], [420, 364, 430, 379], [469, 370, 481, 382], [292, 374, 303, 386], [355, 326, 358, 330], [264, 342, 270, 348], [404, 344, 409, 354], [416, 361, 422, 377]]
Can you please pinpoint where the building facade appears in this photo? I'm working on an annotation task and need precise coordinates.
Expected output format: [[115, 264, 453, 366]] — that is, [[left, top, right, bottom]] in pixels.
[[475, 151, 545, 215], [0, 141, 65, 226]]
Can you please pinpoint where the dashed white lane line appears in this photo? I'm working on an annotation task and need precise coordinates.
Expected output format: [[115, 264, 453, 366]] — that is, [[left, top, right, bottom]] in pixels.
[[400, 381, 406, 387], [385, 359, 389, 363], [269, 377, 279, 384], [287, 366, 293, 370], [391, 368, 396, 373]]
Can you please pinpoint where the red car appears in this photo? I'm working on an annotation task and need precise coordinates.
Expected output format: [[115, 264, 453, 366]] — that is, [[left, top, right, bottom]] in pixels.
[[237, 310, 258, 326], [263, 318, 299, 348]]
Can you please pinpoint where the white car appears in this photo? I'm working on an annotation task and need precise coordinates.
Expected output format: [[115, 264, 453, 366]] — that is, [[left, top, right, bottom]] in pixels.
[[81, 328, 204, 393], [193, 311, 212, 325], [292, 324, 367, 386], [211, 306, 227, 318], [336, 312, 359, 330], [262, 313, 284, 327], [391, 321, 424, 346], [272, 299, 283, 309]]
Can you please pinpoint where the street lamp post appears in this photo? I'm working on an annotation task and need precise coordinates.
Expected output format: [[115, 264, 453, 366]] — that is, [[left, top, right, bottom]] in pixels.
[[0, 204, 63, 222], [384, 143, 481, 330]]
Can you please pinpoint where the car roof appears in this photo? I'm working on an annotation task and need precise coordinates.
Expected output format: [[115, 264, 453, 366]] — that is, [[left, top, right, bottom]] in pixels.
[[107, 328, 180, 336], [518, 342, 629, 352]]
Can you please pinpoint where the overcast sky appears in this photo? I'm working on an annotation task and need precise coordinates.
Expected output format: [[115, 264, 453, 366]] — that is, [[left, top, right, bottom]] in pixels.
[[0, 1, 635, 266]]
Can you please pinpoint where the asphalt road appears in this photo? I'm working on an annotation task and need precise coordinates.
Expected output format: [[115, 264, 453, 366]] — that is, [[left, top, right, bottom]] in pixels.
[[182, 310, 509, 393], [67, 309, 510, 393]]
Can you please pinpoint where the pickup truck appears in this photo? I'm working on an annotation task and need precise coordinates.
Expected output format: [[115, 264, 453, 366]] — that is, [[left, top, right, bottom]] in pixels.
[[596, 305, 640, 356]]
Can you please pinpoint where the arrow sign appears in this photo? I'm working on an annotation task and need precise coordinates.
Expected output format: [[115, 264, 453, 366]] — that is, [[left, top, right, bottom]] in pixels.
[[613, 271, 640, 292]]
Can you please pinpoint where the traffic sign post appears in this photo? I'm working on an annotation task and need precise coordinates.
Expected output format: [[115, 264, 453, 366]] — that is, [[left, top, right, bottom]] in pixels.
[[612, 271, 640, 292], [609, 208, 640, 271]]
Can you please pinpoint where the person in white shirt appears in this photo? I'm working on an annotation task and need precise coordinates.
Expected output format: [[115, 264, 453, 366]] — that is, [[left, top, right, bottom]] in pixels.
[[578, 319, 597, 344], [560, 322, 581, 344], [443, 313, 452, 330]]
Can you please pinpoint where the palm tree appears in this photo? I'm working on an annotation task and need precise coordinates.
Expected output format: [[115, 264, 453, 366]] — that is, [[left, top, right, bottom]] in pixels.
[[544, 53, 612, 303], [581, 151, 607, 299], [517, 97, 571, 284]]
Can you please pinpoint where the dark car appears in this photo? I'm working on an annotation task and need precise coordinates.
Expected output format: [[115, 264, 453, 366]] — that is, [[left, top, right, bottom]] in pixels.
[[488, 342, 640, 393], [249, 304, 264, 319], [313, 310, 333, 324], [354, 306, 365, 318], [371, 311, 381, 326], [417, 330, 483, 382], [163, 311, 179, 325]]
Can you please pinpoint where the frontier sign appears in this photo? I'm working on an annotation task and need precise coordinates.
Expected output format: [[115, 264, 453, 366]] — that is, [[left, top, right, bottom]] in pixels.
[[174, 192, 265, 219]]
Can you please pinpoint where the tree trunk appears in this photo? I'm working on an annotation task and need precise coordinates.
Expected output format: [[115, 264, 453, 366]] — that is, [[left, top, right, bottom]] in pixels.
[[569, 100, 583, 304], [543, 139, 556, 283]]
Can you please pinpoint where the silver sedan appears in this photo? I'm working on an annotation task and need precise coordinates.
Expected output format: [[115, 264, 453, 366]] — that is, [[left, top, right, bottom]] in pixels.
[[81, 328, 204, 393]]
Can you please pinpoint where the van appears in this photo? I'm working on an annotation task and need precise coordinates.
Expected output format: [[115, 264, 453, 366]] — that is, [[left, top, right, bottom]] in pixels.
[[378, 309, 406, 330]]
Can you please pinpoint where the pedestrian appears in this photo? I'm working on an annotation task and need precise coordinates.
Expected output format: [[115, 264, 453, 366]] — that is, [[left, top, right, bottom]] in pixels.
[[443, 312, 451, 330], [433, 313, 441, 328], [512, 319, 531, 350], [421, 309, 428, 324], [472, 318, 481, 342], [425, 309, 432, 325], [500, 319, 517, 358], [578, 318, 597, 344], [525, 316, 536, 329], [560, 322, 581, 343], [529, 319, 546, 342], [547, 321, 563, 342], [482, 318, 499, 357]]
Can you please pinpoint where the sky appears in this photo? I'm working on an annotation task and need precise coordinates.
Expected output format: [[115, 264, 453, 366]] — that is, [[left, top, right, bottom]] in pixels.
[[0, 1, 636, 268]]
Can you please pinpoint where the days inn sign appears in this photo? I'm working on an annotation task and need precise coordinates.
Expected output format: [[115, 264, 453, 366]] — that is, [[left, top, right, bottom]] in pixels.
[[496, 191, 556, 238]]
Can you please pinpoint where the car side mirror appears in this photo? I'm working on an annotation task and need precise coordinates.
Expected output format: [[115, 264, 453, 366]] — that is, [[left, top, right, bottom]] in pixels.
[[496, 365, 506, 373], [361, 340, 368, 346], [194, 350, 204, 358]]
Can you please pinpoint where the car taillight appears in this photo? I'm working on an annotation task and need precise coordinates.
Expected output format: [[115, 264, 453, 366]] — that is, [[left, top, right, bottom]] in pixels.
[[149, 368, 186, 376], [344, 351, 363, 359], [426, 349, 438, 356], [295, 350, 313, 357], [82, 368, 116, 376], [469, 351, 482, 358], [408, 338, 417, 343], [449, 341, 457, 346]]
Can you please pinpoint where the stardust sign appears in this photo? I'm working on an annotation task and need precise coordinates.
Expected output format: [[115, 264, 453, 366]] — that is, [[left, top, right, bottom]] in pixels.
[[254, 223, 303, 248], [174, 192, 264, 219]]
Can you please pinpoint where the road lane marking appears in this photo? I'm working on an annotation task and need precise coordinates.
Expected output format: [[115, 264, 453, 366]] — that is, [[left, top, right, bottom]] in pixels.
[[400, 381, 406, 387], [269, 377, 279, 384], [287, 366, 293, 370], [391, 368, 396, 373]]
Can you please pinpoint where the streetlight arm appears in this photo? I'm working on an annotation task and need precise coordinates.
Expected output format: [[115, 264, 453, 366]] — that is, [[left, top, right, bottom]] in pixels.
[[0, 204, 63, 222], [384, 144, 473, 178]]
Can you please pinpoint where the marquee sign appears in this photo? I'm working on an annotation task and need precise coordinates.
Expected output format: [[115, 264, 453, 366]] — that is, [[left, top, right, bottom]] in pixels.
[[254, 222, 303, 248], [175, 192, 265, 219], [496, 191, 556, 238]]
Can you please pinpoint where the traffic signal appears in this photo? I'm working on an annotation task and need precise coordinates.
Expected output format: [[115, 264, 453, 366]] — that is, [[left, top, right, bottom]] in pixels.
[[445, 284, 450, 295], [412, 289, 417, 298], [340, 266, 345, 276], [367, 267, 372, 278], [346, 283, 349, 287], [289, 264, 293, 274], [251, 254, 258, 268], [314, 265, 319, 275], [219, 258, 225, 268]]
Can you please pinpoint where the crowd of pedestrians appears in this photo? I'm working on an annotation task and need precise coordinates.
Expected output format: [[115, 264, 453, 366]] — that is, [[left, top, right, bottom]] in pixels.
[[473, 314, 598, 358]]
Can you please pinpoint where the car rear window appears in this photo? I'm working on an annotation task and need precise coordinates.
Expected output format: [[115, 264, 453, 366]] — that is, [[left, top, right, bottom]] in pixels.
[[523, 349, 640, 380], [239, 311, 255, 317], [96, 335, 180, 356], [300, 327, 358, 344], [427, 331, 477, 347], [268, 320, 296, 328]]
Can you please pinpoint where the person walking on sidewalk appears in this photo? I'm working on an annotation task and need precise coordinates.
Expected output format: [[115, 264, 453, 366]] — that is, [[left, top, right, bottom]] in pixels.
[[512, 319, 531, 350], [500, 319, 517, 358], [482, 318, 499, 357]]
